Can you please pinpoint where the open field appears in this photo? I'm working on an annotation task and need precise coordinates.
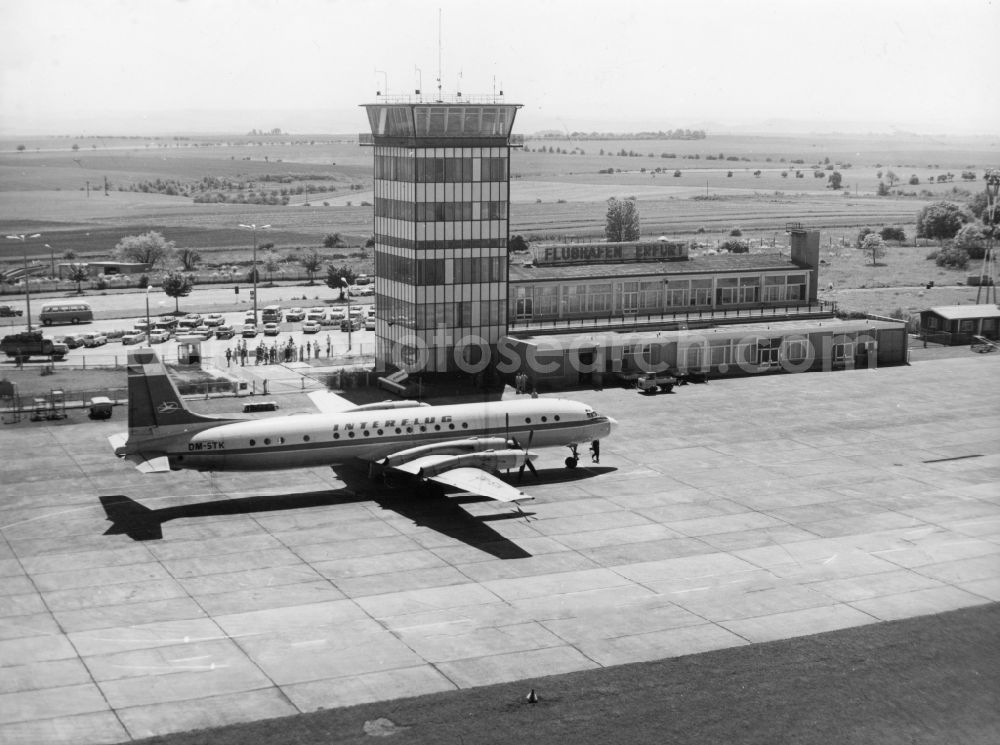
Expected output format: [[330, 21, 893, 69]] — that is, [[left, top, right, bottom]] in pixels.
[[0, 132, 996, 317]]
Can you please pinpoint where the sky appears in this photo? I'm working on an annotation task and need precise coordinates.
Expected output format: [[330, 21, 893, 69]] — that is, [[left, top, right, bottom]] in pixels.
[[1, 0, 998, 136]]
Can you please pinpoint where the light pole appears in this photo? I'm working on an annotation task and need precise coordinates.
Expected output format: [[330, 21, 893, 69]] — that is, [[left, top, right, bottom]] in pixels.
[[5, 233, 41, 332], [145, 284, 152, 346], [341, 278, 352, 351], [46, 244, 54, 278], [238, 224, 270, 325]]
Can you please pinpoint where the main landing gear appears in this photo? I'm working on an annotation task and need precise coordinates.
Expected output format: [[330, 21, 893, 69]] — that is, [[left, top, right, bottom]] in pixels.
[[565, 444, 579, 469]]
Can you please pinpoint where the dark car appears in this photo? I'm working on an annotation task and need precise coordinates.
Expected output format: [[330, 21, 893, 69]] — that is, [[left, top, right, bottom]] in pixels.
[[56, 334, 85, 349], [340, 317, 362, 332], [215, 324, 236, 340], [0, 305, 23, 317]]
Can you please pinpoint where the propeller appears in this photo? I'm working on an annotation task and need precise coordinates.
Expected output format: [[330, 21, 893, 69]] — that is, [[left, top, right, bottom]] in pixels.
[[517, 429, 538, 482]]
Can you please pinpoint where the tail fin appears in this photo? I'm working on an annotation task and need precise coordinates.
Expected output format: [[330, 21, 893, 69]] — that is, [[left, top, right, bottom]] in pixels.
[[127, 348, 222, 429]]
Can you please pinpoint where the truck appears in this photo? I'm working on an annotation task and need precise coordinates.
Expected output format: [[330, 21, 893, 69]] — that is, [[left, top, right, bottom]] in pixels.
[[0, 331, 69, 362], [636, 371, 676, 394]]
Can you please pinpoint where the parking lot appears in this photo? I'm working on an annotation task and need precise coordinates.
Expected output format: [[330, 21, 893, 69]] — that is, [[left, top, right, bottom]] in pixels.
[[0, 285, 378, 370]]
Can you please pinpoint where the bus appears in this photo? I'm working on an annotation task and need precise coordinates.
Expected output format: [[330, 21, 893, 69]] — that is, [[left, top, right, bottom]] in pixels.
[[261, 305, 283, 323], [39, 303, 94, 326]]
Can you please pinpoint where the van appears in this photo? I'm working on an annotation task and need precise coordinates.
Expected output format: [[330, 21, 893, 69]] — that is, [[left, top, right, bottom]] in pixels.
[[40, 303, 93, 326], [261, 305, 283, 323]]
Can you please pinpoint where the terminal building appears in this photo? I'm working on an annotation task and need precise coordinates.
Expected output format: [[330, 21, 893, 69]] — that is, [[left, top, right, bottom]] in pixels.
[[359, 95, 908, 385], [508, 231, 821, 328]]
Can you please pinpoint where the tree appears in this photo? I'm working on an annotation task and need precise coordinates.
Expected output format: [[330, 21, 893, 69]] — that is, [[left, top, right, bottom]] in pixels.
[[509, 234, 529, 252], [67, 265, 90, 294], [721, 240, 749, 254], [114, 231, 175, 268], [879, 226, 907, 243], [885, 170, 898, 186], [916, 201, 970, 243], [16, 144, 25, 152], [934, 247, 969, 269], [300, 249, 323, 284], [178, 248, 201, 271], [954, 224, 987, 260], [263, 252, 281, 283], [325, 265, 357, 298], [856, 227, 874, 248], [605, 197, 640, 242], [876, 181, 890, 196], [323, 233, 344, 248], [861, 233, 886, 265], [827, 171, 843, 190], [161, 271, 194, 313]]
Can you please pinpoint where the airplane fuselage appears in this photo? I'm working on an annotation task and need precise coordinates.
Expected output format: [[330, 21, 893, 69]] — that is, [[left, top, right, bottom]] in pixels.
[[167, 398, 612, 472]]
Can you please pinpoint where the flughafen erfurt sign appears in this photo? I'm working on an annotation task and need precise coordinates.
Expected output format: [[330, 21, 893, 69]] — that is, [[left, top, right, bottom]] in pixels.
[[532, 241, 688, 266]]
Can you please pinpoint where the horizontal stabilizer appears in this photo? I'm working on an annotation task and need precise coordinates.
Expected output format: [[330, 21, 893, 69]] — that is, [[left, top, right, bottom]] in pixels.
[[429, 467, 533, 503], [125, 454, 172, 473]]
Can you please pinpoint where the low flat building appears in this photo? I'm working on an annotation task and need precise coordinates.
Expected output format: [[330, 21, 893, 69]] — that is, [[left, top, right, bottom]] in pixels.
[[508, 229, 822, 329], [920, 304, 1000, 345], [501, 317, 908, 389]]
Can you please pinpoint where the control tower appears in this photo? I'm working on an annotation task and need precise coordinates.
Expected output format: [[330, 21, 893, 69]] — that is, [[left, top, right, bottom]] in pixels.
[[360, 97, 522, 374]]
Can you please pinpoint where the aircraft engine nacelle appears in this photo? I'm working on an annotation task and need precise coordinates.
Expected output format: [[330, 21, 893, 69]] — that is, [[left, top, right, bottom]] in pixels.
[[381, 437, 510, 468], [417, 449, 537, 479]]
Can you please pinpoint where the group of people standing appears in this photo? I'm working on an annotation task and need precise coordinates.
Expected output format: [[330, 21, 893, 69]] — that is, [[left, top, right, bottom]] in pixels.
[[225, 335, 333, 367]]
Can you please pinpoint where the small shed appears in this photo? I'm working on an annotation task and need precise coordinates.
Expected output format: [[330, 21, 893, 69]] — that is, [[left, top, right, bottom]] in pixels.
[[919, 305, 1000, 345]]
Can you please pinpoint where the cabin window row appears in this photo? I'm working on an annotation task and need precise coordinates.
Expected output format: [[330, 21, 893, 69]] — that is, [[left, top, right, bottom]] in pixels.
[[242, 413, 563, 446]]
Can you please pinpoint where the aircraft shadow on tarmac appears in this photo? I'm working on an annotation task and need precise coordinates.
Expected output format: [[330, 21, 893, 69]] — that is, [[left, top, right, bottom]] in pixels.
[[98, 466, 616, 561]]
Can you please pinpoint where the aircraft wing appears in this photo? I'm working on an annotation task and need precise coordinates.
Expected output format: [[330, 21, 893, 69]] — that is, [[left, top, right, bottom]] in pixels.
[[391, 454, 454, 476], [426, 467, 533, 503], [307, 390, 357, 414]]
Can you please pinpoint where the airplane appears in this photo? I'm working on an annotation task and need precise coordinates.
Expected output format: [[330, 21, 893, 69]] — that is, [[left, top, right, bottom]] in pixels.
[[109, 349, 616, 505]]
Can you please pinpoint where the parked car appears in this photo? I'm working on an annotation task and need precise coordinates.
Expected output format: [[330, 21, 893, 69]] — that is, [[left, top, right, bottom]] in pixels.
[[182, 313, 203, 326], [204, 313, 225, 327], [306, 307, 327, 322], [155, 316, 178, 331], [262, 323, 280, 336], [56, 334, 85, 349], [215, 324, 236, 340], [364, 317, 375, 331], [243, 312, 257, 325], [340, 317, 362, 332], [121, 330, 146, 345], [241, 324, 258, 338], [81, 332, 108, 347], [149, 329, 170, 343], [0, 304, 23, 317], [285, 307, 306, 322], [302, 320, 322, 334], [191, 326, 215, 340]]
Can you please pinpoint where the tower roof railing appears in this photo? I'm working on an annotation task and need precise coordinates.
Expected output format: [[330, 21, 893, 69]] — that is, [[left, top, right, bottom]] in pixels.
[[364, 94, 516, 105]]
